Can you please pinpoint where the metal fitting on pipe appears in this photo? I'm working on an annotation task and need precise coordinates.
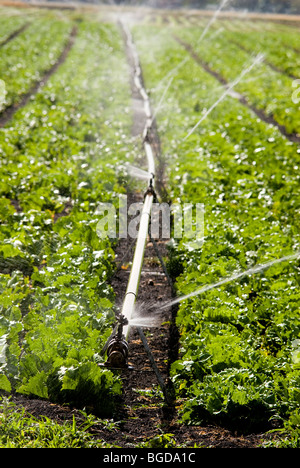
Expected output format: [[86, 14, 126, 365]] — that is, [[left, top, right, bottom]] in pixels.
[[104, 315, 129, 369]]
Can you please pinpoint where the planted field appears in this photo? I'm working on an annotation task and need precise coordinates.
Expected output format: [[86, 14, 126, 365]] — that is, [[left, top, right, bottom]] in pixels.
[[133, 18, 300, 440], [0, 10, 133, 417], [0, 4, 299, 449]]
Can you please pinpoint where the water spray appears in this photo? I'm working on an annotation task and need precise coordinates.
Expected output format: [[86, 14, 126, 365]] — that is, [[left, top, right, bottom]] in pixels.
[[184, 52, 264, 141], [125, 163, 153, 181], [100, 13, 299, 412], [157, 250, 300, 311], [151, 0, 231, 103]]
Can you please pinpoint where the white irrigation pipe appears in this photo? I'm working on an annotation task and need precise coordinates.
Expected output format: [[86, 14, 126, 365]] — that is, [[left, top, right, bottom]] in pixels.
[[120, 23, 156, 340], [121, 192, 154, 339]]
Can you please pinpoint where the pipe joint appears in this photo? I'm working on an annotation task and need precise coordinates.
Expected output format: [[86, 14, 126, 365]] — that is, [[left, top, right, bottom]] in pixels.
[[104, 314, 129, 369], [144, 183, 157, 202]]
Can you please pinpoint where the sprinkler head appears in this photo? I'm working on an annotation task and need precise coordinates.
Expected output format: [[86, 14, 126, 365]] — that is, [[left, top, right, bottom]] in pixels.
[[105, 334, 129, 368], [103, 314, 130, 369], [144, 182, 156, 201]]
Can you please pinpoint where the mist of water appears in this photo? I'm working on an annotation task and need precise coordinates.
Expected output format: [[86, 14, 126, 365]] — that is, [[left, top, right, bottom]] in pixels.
[[198, 0, 230, 44], [148, 76, 174, 127], [128, 301, 166, 328], [157, 250, 300, 311], [183, 52, 264, 140], [152, 0, 231, 103], [207, 26, 225, 41], [126, 163, 153, 181]]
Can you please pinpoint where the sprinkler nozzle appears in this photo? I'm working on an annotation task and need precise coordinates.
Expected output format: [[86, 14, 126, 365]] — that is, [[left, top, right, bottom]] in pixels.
[[104, 314, 129, 369], [144, 182, 156, 201]]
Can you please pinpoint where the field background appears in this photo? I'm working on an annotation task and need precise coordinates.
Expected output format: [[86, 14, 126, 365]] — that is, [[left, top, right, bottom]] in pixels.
[[0, 1, 299, 448]]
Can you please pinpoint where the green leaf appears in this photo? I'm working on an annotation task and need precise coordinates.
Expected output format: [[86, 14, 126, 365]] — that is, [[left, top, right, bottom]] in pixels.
[[18, 371, 49, 399], [0, 374, 11, 392]]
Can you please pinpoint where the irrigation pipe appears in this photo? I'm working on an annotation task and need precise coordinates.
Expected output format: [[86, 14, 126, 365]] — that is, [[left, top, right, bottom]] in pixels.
[[104, 23, 176, 405], [121, 189, 155, 339], [118, 22, 156, 341]]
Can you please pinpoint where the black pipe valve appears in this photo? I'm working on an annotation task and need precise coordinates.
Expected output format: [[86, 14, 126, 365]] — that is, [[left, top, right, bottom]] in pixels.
[[104, 315, 129, 369]]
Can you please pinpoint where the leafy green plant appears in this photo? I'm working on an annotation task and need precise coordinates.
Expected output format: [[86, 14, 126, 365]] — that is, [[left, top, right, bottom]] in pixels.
[[0, 396, 117, 448], [261, 410, 300, 448], [0, 15, 72, 109], [0, 17, 134, 415], [134, 23, 300, 434], [141, 432, 177, 448]]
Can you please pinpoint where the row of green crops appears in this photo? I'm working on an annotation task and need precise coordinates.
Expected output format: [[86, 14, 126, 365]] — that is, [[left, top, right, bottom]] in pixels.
[[0, 14, 135, 416], [0, 12, 72, 110], [218, 28, 300, 80], [216, 20, 300, 79], [0, 11, 29, 45], [174, 25, 300, 136], [133, 23, 300, 434]]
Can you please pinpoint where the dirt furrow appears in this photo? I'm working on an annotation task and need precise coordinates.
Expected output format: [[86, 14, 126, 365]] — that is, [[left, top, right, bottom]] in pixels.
[[97, 23, 265, 448], [107, 20, 178, 428], [0, 22, 31, 47]]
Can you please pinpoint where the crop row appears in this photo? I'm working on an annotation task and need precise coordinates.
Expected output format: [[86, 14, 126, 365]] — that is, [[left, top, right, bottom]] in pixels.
[[0, 11, 29, 45], [208, 25, 300, 79], [133, 24, 300, 432], [0, 16, 134, 415], [173, 25, 299, 136], [220, 19, 300, 55], [0, 13, 72, 110], [204, 22, 300, 78]]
